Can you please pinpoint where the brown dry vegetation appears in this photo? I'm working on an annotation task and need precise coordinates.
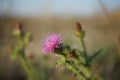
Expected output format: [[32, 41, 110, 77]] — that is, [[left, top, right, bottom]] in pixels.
[[0, 10, 120, 80]]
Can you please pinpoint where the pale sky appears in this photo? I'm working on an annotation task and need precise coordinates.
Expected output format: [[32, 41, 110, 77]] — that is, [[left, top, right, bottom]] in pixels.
[[0, 0, 120, 17]]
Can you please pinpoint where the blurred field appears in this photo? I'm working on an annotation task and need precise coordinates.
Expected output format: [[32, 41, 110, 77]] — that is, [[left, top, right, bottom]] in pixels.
[[0, 10, 120, 80]]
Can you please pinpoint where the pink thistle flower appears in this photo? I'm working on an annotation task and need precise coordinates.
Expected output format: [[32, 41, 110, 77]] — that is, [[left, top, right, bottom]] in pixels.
[[42, 34, 63, 54]]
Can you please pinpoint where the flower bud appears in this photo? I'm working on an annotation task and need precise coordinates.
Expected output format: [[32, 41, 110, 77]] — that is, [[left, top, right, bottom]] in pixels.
[[75, 22, 85, 38], [67, 49, 78, 59], [27, 53, 34, 61], [9, 47, 14, 55], [16, 22, 22, 31], [67, 54, 75, 58], [75, 22, 82, 32], [15, 22, 23, 36]]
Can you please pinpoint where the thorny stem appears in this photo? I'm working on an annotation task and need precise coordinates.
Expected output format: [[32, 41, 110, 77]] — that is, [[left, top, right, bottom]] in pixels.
[[66, 60, 87, 80]]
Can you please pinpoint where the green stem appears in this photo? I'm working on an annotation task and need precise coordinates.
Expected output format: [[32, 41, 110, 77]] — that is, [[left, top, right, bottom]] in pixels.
[[80, 38, 97, 80], [20, 56, 36, 80], [80, 38, 89, 66], [80, 38, 87, 52]]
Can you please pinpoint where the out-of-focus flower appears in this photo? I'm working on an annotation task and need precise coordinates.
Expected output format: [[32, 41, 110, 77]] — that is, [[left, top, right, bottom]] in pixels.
[[75, 22, 85, 38], [75, 22, 82, 32], [13, 22, 24, 37], [16, 22, 23, 36], [16, 22, 22, 31], [42, 34, 63, 54]]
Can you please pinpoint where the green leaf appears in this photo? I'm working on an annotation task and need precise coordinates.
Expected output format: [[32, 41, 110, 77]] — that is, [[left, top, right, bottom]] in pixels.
[[76, 50, 86, 64], [89, 49, 103, 62]]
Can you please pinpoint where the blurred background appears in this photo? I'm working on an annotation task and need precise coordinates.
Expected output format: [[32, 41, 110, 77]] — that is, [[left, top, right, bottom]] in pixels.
[[0, 0, 120, 80]]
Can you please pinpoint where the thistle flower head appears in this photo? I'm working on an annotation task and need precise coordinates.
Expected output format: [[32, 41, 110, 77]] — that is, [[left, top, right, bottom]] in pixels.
[[42, 34, 63, 54]]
